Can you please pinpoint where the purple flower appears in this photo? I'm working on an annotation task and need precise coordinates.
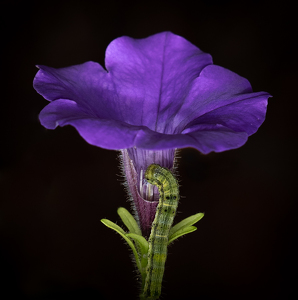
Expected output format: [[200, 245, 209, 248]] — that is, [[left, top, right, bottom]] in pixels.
[[33, 32, 270, 236]]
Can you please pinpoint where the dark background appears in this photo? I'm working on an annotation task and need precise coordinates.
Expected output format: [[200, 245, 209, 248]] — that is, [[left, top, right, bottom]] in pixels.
[[1, 0, 297, 299]]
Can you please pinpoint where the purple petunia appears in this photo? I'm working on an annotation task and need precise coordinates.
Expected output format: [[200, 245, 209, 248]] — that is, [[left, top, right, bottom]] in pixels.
[[33, 32, 271, 236]]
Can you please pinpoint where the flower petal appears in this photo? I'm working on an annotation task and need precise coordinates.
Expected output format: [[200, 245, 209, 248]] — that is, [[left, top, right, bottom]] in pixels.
[[133, 126, 248, 154], [185, 128, 249, 154], [39, 99, 144, 150], [183, 92, 269, 136], [105, 31, 213, 132], [174, 65, 270, 132], [39, 99, 91, 128], [34, 62, 124, 121]]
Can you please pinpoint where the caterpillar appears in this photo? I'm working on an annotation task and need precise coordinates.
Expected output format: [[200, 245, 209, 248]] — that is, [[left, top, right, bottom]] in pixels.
[[143, 164, 179, 299]]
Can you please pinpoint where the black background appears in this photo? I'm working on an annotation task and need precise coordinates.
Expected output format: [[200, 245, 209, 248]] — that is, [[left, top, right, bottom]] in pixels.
[[1, 0, 297, 299]]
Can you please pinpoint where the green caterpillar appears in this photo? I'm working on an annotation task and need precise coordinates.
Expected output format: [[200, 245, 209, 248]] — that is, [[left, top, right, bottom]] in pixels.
[[143, 164, 179, 299]]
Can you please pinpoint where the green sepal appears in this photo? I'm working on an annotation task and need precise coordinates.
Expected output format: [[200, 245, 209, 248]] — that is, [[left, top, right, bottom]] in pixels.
[[169, 212, 204, 237], [168, 225, 197, 244], [117, 207, 142, 236], [126, 233, 149, 286], [101, 218, 126, 235], [101, 219, 142, 272], [126, 233, 149, 256], [168, 212, 204, 245]]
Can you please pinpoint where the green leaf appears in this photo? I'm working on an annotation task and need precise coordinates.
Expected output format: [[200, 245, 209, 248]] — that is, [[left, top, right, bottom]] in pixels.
[[101, 219, 142, 272], [169, 212, 204, 238], [101, 218, 126, 235], [126, 233, 149, 281], [168, 226, 197, 245], [126, 233, 149, 256], [117, 207, 142, 235]]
